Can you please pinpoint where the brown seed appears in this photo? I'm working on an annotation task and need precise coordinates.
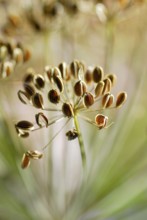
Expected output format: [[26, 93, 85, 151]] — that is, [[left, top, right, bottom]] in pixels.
[[23, 69, 34, 84], [116, 92, 127, 108], [34, 74, 45, 89], [45, 66, 53, 82], [93, 66, 103, 83], [58, 62, 67, 79], [95, 81, 104, 97], [84, 68, 93, 84], [70, 60, 80, 78], [106, 74, 117, 87], [53, 75, 64, 92], [16, 120, 34, 130], [32, 93, 44, 109], [62, 103, 74, 118], [21, 153, 30, 169], [17, 90, 30, 104], [74, 80, 87, 96], [52, 67, 61, 79], [35, 112, 48, 127], [23, 84, 35, 97], [26, 150, 43, 160], [84, 92, 94, 108], [48, 89, 60, 104], [95, 114, 108, 129], [102, 78, 111, 94], [66, 129, 78, 140]]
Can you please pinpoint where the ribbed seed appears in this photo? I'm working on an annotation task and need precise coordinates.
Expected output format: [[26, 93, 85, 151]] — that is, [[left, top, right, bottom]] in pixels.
[[17, 90, 30, 104], [62, 103, 74, 117], [34, 74, 45, 89], [102, 78, 111, 94], [84, 92, 94, 108], [74, 80, 87, 96], [95, 114, 108, 129], [93, 66, 103, 83], [95, 81, 104, 97], [53, 75, 64, 92], [84, 68, 93, 84], [32, 93, 44, 109], [21, 153, 30, 169], [106, 74, 117, 87], [35, 112, 49, 127], [48, 89, 60, 104], [16, 120, 34, 130], [23, 84, 35, 97], [116, 92, 127, 108], [26, 150, 43, 159]]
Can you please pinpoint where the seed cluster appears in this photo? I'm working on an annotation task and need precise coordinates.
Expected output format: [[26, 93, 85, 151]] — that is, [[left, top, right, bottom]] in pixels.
[[0, 39, 31, 78], [15, 60, 127, 168]]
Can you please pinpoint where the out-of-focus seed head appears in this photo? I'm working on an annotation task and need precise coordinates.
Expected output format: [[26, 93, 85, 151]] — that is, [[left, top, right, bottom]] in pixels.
[[34, 74, 45, 89], [74, 80, 87, 96], [62, 103, 74, 118], [48, 89, 60, 104], [35, 112, 49, 127], [95, 114, 108, 129], [32, 93, 44, 109], [116, 91, 127, 108], [21, 153, 30, 169], [84, 92, 94, 108], [93, 66, 104, 83], [95, 80, 104, 97]]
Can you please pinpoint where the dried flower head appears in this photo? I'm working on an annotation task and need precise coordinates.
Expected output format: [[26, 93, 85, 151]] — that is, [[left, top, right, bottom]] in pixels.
[[15, 60, 127, 169]]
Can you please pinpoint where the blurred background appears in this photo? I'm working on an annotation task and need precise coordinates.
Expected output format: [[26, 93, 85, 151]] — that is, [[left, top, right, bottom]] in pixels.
[[0, 0, 147, 220]]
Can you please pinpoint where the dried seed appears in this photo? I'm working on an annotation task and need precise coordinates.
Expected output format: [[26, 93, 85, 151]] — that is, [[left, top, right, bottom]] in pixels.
[[106, 74, 117, 87], [93, 66, 103, 83], [17, 90, 30, 104], [13, 47, 23, 63], [21, 153, 30, 169], [84, 68, 93, 84], [45, 66, 53, 82], [53, 75, 64, 92], [58, 62, 67, 79], [16, 120, 34, 130], [26, 150, 43, 159], [116, 92, 127, 108], [66, 129, 78, 140], [70, 60, 79, 78], [84, 92, 94, 108], [95, 114, 108, 129], [95, 81, 104, 97], [62, 103, 74, 118], [102, 78, 111, 94], [23, 69, 34, 84], [48, 89, 60, 104], [23, 84, 35, 97], [3, 61, 14, 77], [32, 93, 44, 109], [52, 67, 61, 79], [34, 74, 45, 89], [74, 80, 87, 96], [35, 112, 48, 127]]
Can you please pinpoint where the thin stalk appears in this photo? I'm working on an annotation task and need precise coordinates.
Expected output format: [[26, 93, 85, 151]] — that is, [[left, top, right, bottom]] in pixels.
[[73, 115, 86, 169]]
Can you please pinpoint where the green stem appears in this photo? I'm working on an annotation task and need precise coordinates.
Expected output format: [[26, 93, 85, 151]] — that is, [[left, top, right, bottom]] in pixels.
[[74, 115, 86, 169]]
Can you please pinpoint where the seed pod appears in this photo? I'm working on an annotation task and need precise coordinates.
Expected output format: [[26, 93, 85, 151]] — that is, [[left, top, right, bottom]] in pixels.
[[35, 112, 48, 127], [84, 92, 94, 108], [95, 114, 108, 129], [93, 66, 103, 83], [32, 93, 44, 109], [84, 68, 93, 84], [13, 47, 23, 63], [58, 62, 67, 79], [95, 81, 104, 97], [48, 89, 60, 104], [106, 74, 117, 87], [116, 92, 127, 108], [74, 80, 87, 96], [34, 74, 45, 89], [17, 90, 30, 104], [26, 150, 43, 160], [23, 48, 31, 62], [21, 153, 30, 169], [102, 78, 111, 94], [16, 120, 34, 131], [23, 84, 35, 97], [66, 129, 78, 140], [53, 75, 64, 92], [62, 103, 74, 118]]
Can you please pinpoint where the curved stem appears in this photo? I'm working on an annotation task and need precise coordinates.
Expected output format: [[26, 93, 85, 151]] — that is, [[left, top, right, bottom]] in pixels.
[[73, 115, 86, 169]]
